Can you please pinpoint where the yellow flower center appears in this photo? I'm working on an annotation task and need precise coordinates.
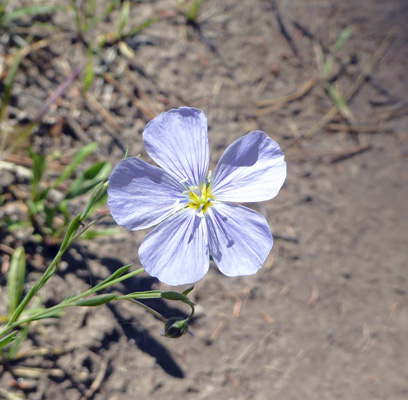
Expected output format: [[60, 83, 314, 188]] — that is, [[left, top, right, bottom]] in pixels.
[[187, 183, 214, 214]]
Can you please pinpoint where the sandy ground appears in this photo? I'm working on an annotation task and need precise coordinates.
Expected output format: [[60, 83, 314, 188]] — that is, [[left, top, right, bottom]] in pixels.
[[1, 0, 407, 399]]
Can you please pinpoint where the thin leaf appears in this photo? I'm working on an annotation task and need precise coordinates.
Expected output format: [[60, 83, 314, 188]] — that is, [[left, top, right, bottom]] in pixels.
[[52, 142, 99, 189], [124, 16, 157, 37], [94, 264, 132, 289], [323, 57, 334, 79], [0, 50, 21, 120], [117, 0, 130, 37], [75, 294, 118, 307], [122, 291, 163, 300], [80, 180, 108, 220], [0, 332, 17, 351], [187, 0, 205, 23], [6, 220, 32, 232], [43, 204, 56, 231], [5, 5, 67, 22], [31, 309, 62, 321], [27, 148, 47, 201], [78, 227, 120, 240], [333, 26, 353, 56], [59, 213, 82, 252], [161, 291, 189, 301], [182, 286, 194, 296], [7, 246, 26, 315], [65, 161, 111, 199], [85, 0, 96, 19], [82, 52, 95, 93], [325, 83, 354, 121], [7, 323, 30, 359], [161, 291, 195, 307], [86, 0, 120, 31], [323, 26, 353, 77]]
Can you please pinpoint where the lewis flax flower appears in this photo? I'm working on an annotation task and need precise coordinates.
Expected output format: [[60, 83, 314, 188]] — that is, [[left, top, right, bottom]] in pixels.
[[108, 107, 286, 285]]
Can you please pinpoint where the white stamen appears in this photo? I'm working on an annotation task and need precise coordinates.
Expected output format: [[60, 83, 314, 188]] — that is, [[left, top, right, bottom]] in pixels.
[[196, 211, 205, 219], [207, 170, 212, 182]]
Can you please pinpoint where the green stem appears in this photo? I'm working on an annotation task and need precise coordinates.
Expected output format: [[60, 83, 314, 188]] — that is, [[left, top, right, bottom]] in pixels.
[[71, 212, 108, 242], [92, 267, 144, 292], [125, 299, 167, 323], [0, 268, 146, 336], [187, 303, 195, 322]]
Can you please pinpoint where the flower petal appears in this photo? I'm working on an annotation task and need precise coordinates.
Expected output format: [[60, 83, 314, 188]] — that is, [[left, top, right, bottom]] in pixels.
[[108, 157, 187, 230], [206, 202, 273, 276], [211, 131, 286, 202], [139, 209, 209, 285], [143, 107, 209, 186]]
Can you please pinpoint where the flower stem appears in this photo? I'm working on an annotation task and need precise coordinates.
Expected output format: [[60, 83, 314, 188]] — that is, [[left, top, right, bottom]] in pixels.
[[125, 299, 167, 323], [0, 268, 146, 337]]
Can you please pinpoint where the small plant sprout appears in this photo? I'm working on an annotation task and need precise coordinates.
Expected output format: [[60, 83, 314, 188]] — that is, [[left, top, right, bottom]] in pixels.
[[108, 107, 287, 285]]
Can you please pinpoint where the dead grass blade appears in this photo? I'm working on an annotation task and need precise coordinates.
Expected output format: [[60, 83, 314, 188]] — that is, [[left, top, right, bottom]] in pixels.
[[255, 76, 317, 115]]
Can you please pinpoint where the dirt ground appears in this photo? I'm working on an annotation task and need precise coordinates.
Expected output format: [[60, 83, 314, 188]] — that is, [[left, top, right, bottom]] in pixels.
[[1, 0, 408, 399]]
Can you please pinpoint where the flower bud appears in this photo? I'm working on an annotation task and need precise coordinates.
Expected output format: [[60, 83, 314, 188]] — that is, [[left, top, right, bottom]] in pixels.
[[161, 317, 189, 339]]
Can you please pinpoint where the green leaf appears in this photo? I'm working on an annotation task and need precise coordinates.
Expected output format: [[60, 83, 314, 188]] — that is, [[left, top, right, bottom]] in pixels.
[[117, 0, 130, 37], [323, 57, 334, 79], [0, 50, 21, 120], [27, 148, 47, 200], [78, 227, 120, 240], [31, 309, 62, 321], [82, 54, 95, 93], [65, 161, 111, 200], [0, 332, 17, 350], [85, 0, 96, 18], [6, 220, 32, 232], [58, 200, 70, 225], [124, 16, 157, 37], [52, 142, 99, 189], [161, 291, 195, 307], [94, 264, 133, 289], [7, 323, 30, 359], [187, 0, 205, 23], [325, 83, 354, 121], [7, 246, 26, 315], [182, 285, 194, 296], [323, 26, 353, 78], [86, 0, 120, 32], [59, 214, 82, 252], [80, 180, 109, 220], [43, 204, 56, 230], [333, 26, 353, 56], [5, 5, 67, 22], [26, 199, 42, 217], [161, 291, 189, 301], [64, 294, 75, 302], [123, 290, 162, 300], [75, 294, 118, 307]]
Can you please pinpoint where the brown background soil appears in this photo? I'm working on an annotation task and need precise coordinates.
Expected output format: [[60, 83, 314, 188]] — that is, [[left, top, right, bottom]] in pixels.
[[1, 0, 407, 399]]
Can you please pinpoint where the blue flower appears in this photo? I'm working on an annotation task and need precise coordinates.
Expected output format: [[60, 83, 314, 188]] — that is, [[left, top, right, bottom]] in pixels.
[[108, 107, 286, 285]]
